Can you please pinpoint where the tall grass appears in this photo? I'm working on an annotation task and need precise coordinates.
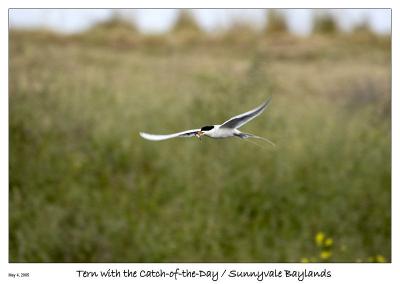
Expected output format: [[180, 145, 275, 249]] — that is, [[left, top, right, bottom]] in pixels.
[[9, 30, 391, 262], [312, 11, 339, 35], [172, 10, 202, 33], [264, 10, 289, 35]]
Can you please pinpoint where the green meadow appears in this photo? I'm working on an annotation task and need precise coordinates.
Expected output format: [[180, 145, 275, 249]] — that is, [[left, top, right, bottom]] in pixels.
[[9, 24, 391, 262]]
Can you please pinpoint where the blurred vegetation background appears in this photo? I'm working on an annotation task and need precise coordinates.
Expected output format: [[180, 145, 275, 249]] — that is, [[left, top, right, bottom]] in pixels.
[[9, 9, 391, 262]]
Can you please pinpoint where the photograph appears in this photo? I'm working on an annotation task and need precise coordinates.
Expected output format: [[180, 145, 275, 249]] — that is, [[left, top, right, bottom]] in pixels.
[[9, 8, 391, 263]]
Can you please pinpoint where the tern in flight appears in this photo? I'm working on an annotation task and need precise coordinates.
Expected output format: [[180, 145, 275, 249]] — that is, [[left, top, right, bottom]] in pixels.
[[139, 97, 275, 147]]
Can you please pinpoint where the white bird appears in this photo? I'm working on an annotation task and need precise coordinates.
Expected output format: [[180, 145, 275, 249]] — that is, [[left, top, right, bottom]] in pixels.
[[139, 97, 275, 147]]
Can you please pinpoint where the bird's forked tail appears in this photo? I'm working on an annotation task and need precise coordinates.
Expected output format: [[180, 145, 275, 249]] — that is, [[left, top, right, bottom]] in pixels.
[[235, 132, 276, 148]]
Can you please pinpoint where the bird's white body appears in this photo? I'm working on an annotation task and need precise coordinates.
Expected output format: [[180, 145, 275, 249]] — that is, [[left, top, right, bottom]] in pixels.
[[139, 97, 275, 147], [202, 125, 238, 138]]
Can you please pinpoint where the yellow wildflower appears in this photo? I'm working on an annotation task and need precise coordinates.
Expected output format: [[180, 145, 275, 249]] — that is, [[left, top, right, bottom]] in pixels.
[[320, 250, 332, 260], [315, 232, 325, 246], [376, 255, 386, 263], [324, 238, 333, 247], [300, 257, 309, 263]]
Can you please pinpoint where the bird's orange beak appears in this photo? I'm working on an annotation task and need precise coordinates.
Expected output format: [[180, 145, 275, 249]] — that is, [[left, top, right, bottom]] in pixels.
[[196, 131, 204, 140]]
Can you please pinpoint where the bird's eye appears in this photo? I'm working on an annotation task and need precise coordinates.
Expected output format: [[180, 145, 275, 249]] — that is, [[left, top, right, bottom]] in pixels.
[[201, 125, 214, 131]]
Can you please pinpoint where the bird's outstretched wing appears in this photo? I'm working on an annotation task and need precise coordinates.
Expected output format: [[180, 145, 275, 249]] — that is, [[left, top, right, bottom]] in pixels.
[[220, 97, 271, 129], [139, 129, 200, 141]]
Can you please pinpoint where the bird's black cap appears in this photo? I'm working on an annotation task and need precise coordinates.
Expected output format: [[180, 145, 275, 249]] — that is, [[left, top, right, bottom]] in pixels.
[[201, 125, 214, 131]]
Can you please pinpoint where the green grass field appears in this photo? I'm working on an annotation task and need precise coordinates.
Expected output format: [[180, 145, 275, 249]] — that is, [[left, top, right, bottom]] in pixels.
[[9, 29, 391, 262]]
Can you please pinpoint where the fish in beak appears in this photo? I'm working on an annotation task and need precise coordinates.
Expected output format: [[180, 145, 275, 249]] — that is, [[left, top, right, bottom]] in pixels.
[[196, 131, 204, 140]]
